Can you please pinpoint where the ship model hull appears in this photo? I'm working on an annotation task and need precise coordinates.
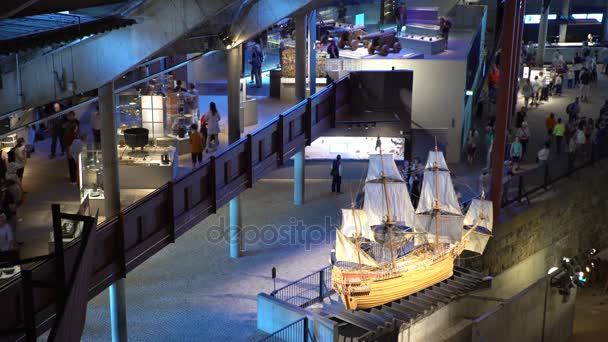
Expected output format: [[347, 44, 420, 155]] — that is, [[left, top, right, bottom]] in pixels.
[[332, 244, 458, 310]]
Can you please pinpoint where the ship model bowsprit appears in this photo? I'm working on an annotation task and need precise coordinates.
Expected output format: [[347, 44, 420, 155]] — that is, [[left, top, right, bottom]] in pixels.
[[332, 138, 493, 310]]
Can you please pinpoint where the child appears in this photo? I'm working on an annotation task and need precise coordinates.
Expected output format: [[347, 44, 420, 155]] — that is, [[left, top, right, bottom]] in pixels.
[[567, 68, 574, 88]]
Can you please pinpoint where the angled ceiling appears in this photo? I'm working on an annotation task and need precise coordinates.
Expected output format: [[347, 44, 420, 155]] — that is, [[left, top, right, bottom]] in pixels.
[[0, 0, 128, 19]]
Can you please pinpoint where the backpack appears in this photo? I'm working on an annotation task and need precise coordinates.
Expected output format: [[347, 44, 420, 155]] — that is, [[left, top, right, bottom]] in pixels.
[[7, 148, 15, 163]]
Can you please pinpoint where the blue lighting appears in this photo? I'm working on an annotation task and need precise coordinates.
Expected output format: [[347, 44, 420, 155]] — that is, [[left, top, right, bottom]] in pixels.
[[355, 13, 364, 26]]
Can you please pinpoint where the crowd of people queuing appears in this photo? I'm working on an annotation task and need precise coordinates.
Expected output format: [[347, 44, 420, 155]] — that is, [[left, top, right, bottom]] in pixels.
[[466, 42, 608, 195]]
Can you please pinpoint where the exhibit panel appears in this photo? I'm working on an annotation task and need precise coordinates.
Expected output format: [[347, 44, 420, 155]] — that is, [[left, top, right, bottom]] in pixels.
[[306, 136, 405, 160]]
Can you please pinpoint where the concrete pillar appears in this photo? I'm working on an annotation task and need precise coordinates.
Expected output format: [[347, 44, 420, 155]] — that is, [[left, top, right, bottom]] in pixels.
[[99, 83, 127, 342], [536, 3, 550, 66], [229, 197, 241, 258], [558, 0, 570, 43], [227, 45, 242, 258], [295, 13, 307, 102], [308, 11, 317, 96], [227, 45, 242, 143], [603, 6, 608, 44], [293, 149, 305, 206], [109, 281, 127, 342]]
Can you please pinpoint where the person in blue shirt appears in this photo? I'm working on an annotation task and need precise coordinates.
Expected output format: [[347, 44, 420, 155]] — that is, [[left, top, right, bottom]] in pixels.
[[510, 136, 522, 171]]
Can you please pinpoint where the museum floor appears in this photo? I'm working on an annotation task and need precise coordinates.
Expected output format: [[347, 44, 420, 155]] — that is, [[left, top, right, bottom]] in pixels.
[[14, 65, 608, 340]]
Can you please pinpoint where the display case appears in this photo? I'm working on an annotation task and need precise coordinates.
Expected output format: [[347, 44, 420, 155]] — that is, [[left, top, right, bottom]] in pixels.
[[79, 144, 179, 216]]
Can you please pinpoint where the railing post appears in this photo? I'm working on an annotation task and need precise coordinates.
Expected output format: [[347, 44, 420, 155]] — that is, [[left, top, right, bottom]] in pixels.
[[319, 268, 325, 298], [210, 156, 217, 214], [277, 115, 284, 166], [303, 317, 309, 342], [305, 99, 312, 145], [246, 134, 253, 187], [21, 269, 36, 342], [167, 181, 176, 243], [51, 204, 66, 315]]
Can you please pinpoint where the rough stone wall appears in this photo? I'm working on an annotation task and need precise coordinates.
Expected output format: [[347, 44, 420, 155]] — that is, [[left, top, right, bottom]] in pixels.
[[468, 167, 608, 276]]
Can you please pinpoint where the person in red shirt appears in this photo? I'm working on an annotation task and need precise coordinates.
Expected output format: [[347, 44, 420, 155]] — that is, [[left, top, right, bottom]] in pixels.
[[545, 112, 556, 136], [488, 64, 500, 103]]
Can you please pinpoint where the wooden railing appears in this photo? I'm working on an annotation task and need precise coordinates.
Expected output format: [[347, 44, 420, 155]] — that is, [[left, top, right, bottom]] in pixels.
[[0, 77, 349, 341]]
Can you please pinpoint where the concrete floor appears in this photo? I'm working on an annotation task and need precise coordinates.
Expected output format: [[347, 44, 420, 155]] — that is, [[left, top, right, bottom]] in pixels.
[[570, 287, 608, 341]]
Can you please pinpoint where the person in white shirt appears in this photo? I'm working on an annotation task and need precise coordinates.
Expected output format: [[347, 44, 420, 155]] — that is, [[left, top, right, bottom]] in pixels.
[[554, 74, 562, 96], [0, 213, 15, 252], [537, 142, 550, 164]]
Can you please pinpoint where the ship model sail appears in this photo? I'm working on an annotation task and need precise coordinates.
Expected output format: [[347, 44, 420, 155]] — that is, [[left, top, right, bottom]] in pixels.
[[332, 139, 493, 310]]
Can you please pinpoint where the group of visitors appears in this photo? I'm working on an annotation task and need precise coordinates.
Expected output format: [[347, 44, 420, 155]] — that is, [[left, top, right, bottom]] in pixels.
[[189, 102, 222, 167]]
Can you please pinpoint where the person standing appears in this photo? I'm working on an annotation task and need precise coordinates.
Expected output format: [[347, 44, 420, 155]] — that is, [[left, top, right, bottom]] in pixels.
[[0, 213, 16, 252], [488, 64, 500, 103], [187, 83, 199, 122], [395, 2, 405, 34], [91, 104, 102, 148], [330, 155, 342, 193], [566, 97, 581, 122], [327, 40, 340, 58], [517, 122, 531, 157], [62, 111, 80, 153], [522, 79, 533, 109], [250, 42, 263, 88], [8, 138, 27, 183], [553, 117, 566, 155], [465, 129, 478, 165], [573, 52, 583, 86], [204, 102, 221, 153], [188, 124, 203, 167], [67, 134, 84, 185], [554, 73, 563, 96], [510, 136, 522, 171], [537, 142, 550, 164], [580, 68, 591, 102], [47, 103, 65, 159], [531, 76, 541, 107], [515, 106, 527, 128], [439, 17, 452, 50], [545, 112, 556, 137]]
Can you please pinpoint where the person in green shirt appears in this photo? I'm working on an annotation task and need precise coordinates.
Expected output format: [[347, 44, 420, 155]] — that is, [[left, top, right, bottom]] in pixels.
[[553, 117, 565, 155], [510, 136, 522, 170]]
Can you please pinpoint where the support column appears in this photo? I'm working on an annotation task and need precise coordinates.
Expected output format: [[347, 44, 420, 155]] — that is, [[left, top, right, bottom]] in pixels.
[[229, 197, 241, 258], [602, 6, 608, 44], [99, 83, 127, 342], [536, 2, 550, 66], [308, 11, 317, 96], [227, 45, 242, 142], [295, 13, 307, 102], [294, 149, 305, 206], [558, 0, 570, 43], [227, 45, 242, 258], [491, 0, 526, 220]]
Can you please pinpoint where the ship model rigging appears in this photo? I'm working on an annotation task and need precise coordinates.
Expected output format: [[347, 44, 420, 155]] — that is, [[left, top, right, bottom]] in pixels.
[[332, 137, 493, 310]]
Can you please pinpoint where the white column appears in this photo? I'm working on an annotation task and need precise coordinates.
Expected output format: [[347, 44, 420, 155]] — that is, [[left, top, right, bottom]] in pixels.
[[536, 4, 550, 66], [558, 0, 570, 43], [99, 83, 128, 342]]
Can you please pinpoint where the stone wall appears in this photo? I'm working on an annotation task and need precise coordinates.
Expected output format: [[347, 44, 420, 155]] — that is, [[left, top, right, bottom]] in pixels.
[[472, 166, 608, 276]]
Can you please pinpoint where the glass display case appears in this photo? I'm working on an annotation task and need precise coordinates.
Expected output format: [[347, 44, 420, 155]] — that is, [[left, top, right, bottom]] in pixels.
[[80, 147, 105, 200]]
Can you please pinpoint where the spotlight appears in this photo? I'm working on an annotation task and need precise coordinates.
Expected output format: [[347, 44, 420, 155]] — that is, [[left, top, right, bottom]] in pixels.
[[585, 266, 591, 273], [547, 266, 559, 275], [562, 257, 570, 263], [364, 125, 369, 130], [218, 26, 234, 48]]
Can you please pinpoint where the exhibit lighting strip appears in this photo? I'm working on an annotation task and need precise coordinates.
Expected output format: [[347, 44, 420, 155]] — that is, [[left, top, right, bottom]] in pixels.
[[523, 13, 603, 24]]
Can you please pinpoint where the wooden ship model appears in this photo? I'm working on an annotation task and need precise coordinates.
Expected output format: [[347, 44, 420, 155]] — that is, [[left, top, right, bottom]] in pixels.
[[332, 139, 493, 310]]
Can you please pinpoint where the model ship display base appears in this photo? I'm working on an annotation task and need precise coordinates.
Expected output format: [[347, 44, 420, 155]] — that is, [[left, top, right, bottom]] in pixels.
[[333, 243, 458, 310], [310, 266, 491, 341]]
